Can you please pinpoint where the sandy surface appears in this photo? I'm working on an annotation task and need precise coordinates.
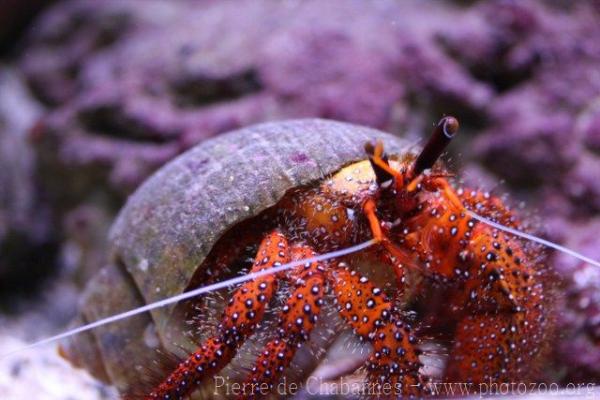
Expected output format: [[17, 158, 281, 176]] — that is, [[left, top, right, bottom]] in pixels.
[[0, 334, 117, 400]]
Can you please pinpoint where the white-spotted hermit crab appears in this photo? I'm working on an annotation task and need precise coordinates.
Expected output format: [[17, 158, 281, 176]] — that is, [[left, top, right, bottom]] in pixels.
[[60, 118, 552, 399]]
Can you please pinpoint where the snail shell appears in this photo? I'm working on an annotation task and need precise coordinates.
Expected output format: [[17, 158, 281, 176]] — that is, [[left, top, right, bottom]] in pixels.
[[62, 119, 412, 393]]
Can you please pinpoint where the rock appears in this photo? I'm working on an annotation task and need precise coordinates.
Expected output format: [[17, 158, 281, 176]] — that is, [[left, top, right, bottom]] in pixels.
[[0, 66, 58, 299]]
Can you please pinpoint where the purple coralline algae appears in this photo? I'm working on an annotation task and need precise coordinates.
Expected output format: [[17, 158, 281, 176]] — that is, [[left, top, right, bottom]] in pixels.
[[0, 0, 598, 389]]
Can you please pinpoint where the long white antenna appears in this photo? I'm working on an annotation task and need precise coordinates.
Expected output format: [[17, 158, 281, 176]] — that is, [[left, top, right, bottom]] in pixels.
[[6, 210, 600, 359], [467, 210, 600, 269], [1, 239, 376, 359]]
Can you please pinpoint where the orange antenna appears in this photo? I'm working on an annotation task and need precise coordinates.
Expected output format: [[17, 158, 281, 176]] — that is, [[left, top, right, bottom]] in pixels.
[[365, 140, 398, 185]]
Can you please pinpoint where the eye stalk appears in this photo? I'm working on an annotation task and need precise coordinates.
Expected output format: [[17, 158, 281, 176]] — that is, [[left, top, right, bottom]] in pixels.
[[412, 116, 459, 177]]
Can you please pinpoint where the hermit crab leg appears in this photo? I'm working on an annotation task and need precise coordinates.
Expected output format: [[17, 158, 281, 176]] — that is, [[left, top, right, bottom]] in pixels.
[[328, 262, 426, 397], [146, 231, 290, 400], [242, 244, 326, 398], [446, 252, 545, 385], [404, 181, 546, 387], [363, 199, 422, 276], [443, 191, 547, 384]]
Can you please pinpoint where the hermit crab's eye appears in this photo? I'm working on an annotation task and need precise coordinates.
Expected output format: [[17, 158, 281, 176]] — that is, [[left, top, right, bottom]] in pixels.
[[413, 116, 459, 176]]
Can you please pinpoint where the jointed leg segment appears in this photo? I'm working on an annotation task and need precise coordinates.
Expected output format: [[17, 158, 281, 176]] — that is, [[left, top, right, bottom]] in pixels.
[[147, 231, 289, 400], [243, 245, 326, 397], [328, 263, 425, 397], [149, 198, 430, 400]]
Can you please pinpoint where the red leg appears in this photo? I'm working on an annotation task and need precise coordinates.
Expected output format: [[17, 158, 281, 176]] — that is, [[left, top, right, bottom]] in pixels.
[[446, 309, 544, 386], [363, 199, 422, 286], [146, 231, 289, 400], [458, 187, 521, 229], [328, 262, 426, 397], [242, 244, 326, 398], [444, 197, 548, 387], [377, 250, 409, 299]]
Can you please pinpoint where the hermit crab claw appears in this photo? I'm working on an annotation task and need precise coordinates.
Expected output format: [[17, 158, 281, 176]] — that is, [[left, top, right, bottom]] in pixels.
[[413, 116, 459, 177]]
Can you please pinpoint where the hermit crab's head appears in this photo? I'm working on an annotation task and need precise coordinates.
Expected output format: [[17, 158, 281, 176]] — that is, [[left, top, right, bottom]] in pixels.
[[366, 116, 459, 214]]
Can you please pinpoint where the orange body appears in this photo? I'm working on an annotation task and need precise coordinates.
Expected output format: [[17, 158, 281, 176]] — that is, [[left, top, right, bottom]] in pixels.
[[140, 118, 550, 399]]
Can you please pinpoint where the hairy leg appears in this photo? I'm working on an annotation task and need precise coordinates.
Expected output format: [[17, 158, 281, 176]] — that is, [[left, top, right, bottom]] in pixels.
[[445, 208, 548, 387], [328, 262, 426, 398], [242, 244, 326, 398], [146, 230, 289, 400]]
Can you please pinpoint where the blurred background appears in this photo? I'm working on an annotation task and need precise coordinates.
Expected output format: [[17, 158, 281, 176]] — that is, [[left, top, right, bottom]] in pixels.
[[1, 0, 599, 398]]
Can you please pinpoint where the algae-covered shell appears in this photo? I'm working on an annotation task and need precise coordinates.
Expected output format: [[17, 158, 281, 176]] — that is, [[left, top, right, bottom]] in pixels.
[[63, 119, 412, 393]]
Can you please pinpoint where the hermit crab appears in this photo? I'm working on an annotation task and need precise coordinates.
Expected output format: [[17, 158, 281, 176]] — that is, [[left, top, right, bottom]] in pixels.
[[61, 118, 551, 399]]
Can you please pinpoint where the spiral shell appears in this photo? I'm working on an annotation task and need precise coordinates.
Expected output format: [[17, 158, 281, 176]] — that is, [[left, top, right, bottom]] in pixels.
[[62, 119, 412, 393]]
